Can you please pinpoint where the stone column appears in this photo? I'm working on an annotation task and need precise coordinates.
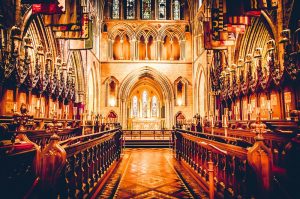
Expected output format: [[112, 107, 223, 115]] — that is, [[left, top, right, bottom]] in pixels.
[[180, 40, 186, 60], [153, 40, 157, 60], [145, 39, 149, 60], [170, 0, 173, 20], [106, 2, 112, 20], [137, 41, 140, 60], [130, 39, 136, 60], [156, 40, 161, 61], [170, 39, 174, 61], [120, 0, 124, 20], [120, 39, 124, 60], [136, 0, 140, 20], [108, 39, 114, 60]]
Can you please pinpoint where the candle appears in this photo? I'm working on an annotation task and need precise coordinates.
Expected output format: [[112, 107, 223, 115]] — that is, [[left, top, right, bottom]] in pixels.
[[224, 108, 228, 115], [73, 107, 77, 115], [13, 103, 17, 112], [267, 100, 271, 111]]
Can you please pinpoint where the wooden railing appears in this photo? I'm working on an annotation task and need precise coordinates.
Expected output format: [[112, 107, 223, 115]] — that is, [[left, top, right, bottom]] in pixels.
[[38, 128, 123, 198], [203, 126, 295, 169], [123, 129, 172, 140], [174, 128, 273, 199]]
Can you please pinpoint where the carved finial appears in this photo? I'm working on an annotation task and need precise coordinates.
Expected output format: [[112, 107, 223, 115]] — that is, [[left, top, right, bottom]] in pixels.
[[10, 26, 21, 40], [254, 48, 262, 58], [267, 39, 275, 51], [37, 43, 44, 56], [24, 34, 33, 49], [280, 29, 290, 43], [245, 54, 252, 63], [46, 52, 52, 61]]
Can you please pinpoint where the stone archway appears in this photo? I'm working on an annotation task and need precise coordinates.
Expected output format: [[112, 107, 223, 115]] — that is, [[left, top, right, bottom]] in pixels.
[[118, 66, 174, 129]]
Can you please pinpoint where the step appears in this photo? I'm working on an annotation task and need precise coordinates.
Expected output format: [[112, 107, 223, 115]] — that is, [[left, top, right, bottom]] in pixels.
[[124, 140, 172, 148]]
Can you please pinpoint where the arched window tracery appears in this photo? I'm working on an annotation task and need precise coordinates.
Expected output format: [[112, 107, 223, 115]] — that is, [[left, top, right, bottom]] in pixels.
[[112, 0, 120, 19], [132, 96, 138, 117], [173, 0, 180, 20], [126, 0, 136, 19], [142, 90, 148, 117], [151, 96, 158, 117], [158, 0, 166, 19], [142, 0, 152, 19]]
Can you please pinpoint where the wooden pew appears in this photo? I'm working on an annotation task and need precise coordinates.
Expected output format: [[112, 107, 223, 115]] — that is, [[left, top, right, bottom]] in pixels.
[[36, 128, 123, 198], [203, 124, 295, 169], [174, 128, 289, 199]]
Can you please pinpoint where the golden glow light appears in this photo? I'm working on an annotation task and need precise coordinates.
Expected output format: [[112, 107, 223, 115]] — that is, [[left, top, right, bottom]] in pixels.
[[177, 98, 182, 106], [109, 98, 116, 107]]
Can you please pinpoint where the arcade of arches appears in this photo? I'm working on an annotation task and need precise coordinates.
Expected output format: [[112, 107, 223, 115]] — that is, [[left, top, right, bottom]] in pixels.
[[0, 1, 300, 199]]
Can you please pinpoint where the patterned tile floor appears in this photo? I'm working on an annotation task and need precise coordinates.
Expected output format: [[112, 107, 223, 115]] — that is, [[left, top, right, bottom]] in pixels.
[[99, 148, 208, 199]]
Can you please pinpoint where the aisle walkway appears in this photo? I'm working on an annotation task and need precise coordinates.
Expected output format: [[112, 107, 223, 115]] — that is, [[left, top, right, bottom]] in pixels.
[[99, 149, 208, 198]]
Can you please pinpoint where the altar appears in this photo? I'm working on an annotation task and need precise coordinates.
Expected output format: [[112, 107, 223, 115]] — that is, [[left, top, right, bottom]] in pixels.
[[130, 118, 163, 130]]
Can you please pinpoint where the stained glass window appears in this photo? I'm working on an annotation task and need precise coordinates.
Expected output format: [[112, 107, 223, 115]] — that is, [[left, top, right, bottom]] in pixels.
[[158, 0, 166, 19], [151, 96, 158, 117], [112, 0, 120, 19], [173, 0, 180, 20], [126, 0, 135, 19], [142, 91, 148, 118], [142, 0, 152, 19], [133, 96, 138, 117]]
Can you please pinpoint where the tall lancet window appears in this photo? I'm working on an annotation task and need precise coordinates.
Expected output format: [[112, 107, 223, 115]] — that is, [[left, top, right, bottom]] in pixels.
[[112, 0, 120, 19], [173, 0, 180, 20], [142, 91, 148, 118], [151, 96, 158, 117], [132, 96, 138, 117], [126, 0, 136, 19], [158, 0, 166, 19], [142, 0, 152, 19]]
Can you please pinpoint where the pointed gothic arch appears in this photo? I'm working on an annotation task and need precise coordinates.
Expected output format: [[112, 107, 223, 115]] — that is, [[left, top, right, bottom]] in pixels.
[[118, 66, 174, 128]]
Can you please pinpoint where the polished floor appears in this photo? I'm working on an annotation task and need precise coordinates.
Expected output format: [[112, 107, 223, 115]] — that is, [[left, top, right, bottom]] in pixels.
[[99, 148, 208, 198]]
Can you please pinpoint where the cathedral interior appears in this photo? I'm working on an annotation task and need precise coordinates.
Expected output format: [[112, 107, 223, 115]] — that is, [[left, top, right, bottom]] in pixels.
[[0, 0, 299, 198]]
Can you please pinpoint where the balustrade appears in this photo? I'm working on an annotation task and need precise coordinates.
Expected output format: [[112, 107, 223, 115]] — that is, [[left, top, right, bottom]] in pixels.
[[203, 121, 296, 169], [174, 128, 272, 198], [37, 128, 122, 198]]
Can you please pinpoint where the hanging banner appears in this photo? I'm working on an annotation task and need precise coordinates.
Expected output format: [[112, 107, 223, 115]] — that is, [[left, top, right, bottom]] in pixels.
[[227, 24, 246, 34], [211, 0, 223, 41], [204, 22, 233, 50], [54, 14, 89, 39], [32, 1, 65, 15], [68, 20, 93, 50], [44, 0, 82, 27], [228, 16, 251, 26]]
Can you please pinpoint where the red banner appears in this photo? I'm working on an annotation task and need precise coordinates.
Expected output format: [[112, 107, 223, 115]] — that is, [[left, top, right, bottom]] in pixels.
[[32, 2, 64, 14]]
